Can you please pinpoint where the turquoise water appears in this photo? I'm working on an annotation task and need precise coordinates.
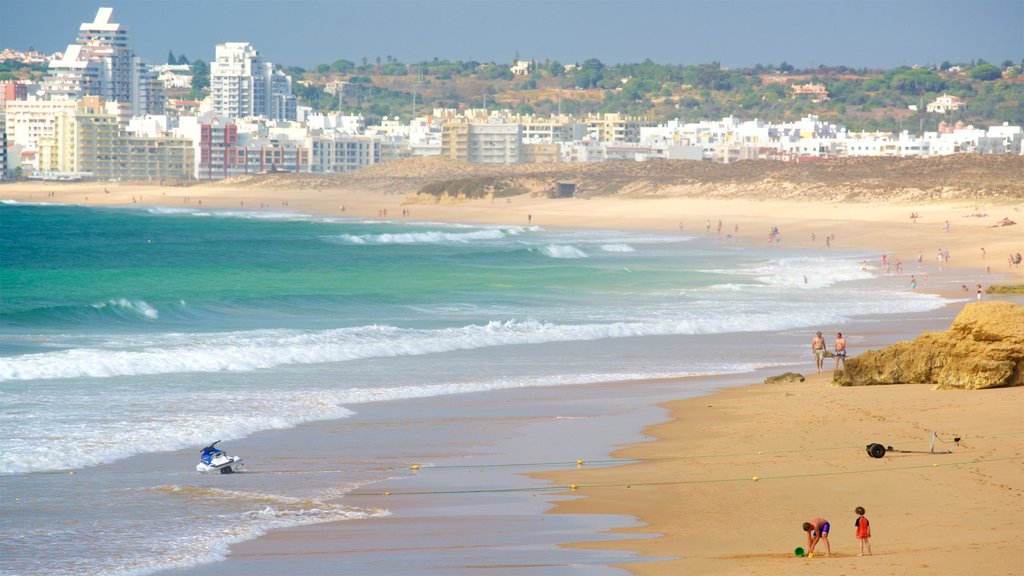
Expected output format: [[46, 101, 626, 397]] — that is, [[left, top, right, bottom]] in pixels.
[[0, 202, 952, 575]]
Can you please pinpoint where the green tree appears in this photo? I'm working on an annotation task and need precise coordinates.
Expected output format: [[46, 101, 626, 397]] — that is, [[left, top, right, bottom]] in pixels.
[[167, 50, 176, 65], [970, 63, 1002, 81], [332, 59, 355, 74], [889, 68, 946, 95], [177, 54, 189, 65], [190, 59, 209, 94]]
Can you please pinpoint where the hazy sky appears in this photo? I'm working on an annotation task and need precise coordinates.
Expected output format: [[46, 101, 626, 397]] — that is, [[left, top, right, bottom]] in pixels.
[[2, 0, 1022, 70]]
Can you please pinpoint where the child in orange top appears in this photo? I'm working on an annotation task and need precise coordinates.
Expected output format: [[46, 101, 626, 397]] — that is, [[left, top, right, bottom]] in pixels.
[[854, 506, 872, 556]]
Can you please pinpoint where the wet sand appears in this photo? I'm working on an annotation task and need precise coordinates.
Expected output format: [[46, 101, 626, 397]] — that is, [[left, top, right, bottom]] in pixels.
[[4, 174, 1022, 575]]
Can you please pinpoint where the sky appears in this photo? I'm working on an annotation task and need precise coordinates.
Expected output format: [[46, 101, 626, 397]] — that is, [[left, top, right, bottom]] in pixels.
[[1, 0, 1022, 70]]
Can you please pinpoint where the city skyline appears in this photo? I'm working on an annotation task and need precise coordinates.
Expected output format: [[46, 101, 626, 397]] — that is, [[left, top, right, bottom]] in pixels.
[[2, 0, 1022, 70]]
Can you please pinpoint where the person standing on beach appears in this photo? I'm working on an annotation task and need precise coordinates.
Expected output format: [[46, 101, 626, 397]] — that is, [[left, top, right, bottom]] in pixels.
[[834, 332, 847, 371], [854, 507, 872, 556], [977, 284, 983, 301], [812, 331, 827, 373], [802, 517, 831, 556]]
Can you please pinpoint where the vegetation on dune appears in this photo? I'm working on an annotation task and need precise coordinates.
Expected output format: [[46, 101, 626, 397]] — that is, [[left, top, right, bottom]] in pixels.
[[986, 285, 1024, 294], [420, 177, 527, 199]]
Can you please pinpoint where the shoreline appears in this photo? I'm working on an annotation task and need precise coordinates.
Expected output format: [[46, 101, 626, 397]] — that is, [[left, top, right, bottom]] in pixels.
[[4, 173, 1022, 574], [3, 178, 1023, 282], [538, 357, 1023, 575]]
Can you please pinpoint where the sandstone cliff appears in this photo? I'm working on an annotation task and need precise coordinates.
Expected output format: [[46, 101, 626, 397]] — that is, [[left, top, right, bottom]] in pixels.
[[833, 302, 1024, 389]]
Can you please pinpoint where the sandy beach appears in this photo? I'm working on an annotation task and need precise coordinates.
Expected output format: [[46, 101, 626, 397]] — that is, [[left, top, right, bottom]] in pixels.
[[4, 156, 1022, 575]]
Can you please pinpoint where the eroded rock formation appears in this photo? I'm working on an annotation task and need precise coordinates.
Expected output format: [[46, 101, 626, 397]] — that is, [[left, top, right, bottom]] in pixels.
[[834, 302, 1024, 389]]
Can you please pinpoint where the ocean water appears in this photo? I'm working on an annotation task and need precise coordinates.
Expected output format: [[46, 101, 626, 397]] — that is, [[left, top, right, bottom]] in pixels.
[[0, 202, 953, 575]]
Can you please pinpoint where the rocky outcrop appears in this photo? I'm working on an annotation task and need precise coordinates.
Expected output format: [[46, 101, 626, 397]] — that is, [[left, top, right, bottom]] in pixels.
[[834, 302, 1024, 389], [764, 372, 806, 384]]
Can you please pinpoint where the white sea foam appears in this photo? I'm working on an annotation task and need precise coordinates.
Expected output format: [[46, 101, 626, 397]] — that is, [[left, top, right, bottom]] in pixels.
[[329, 228, 508, 244], [540, 245, 588, 258], [1, 361, 787, 473], [705, 255, 875, 290], [92, 298, 160, 320], [91, 486, 390, 576], [0, 285, 951, 385], [600, 244, 636, 252]]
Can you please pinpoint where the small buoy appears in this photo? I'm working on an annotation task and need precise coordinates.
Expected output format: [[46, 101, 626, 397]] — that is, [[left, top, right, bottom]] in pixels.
[[570, 484, 578, 491], [757, 451, 763, 454], [752, 476, 760, 481], [576, 459, 584, 467], [933, 463, 939, 467], [68, 471, 75, 475], [410, 464, 420, 470], [384, 491, 391, 496]]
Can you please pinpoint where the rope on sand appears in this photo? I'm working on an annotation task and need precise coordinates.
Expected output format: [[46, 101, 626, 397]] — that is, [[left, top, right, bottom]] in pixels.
[[341, 455, 1022, 497]]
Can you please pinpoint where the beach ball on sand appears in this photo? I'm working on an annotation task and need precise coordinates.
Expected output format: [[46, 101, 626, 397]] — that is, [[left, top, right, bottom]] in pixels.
[[794, 547, 805, 557]]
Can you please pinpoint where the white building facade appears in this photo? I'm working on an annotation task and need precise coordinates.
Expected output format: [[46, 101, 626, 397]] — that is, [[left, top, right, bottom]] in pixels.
[[211, 42, 295, 121]]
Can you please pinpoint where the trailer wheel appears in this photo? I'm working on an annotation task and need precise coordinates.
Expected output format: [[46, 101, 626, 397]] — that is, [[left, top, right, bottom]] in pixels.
[[866, 443, 886, 458]]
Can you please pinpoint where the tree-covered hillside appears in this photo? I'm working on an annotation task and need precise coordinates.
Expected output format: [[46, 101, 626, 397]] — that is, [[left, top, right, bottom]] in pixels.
[[283, 57, 1024, 131]]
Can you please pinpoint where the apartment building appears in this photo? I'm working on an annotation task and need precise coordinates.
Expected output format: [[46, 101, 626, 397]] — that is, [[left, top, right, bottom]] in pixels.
[[585, 113, 649, 143], [4, 98, 81, 166], [38, 96, 119, 178], [441, 119, 470, 161], [32, 96, 191, 180], [0, 80, 31, 107], [211, 42, 295, 121], [121, 135, 195, 181], [517, 115, 586, 143], [441, 118, 521, 164], [239, 138, 308, 174], [43, 7, 164, 116], [310, 134, 381, 173], [0, 112, 7, 180], [198, 116, 241, 179]]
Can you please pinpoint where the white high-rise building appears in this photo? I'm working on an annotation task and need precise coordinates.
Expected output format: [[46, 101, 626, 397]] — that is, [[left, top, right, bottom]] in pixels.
[[43, 7, 163, 116], [211, 42, 295, 121]]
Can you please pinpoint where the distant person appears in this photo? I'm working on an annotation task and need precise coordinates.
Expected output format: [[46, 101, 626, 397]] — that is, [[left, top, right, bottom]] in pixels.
[[812, 331, 827, 374], [834, 332, 847, 370], [802, 517, 831, 557], [528, 213, 532, 224], [854, 507, 872, 556], [910, 275, 917, 290], [977, 284, 983, 301]]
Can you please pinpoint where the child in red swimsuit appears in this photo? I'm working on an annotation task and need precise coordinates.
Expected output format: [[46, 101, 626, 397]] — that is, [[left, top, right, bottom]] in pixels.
[[855, 506, 872, 556]]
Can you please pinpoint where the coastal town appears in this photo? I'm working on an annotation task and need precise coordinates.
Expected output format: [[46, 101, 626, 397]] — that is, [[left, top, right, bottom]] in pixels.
[[1, 7, 1022, 183]]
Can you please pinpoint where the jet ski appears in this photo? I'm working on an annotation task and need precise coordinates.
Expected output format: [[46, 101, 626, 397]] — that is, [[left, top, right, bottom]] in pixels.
[[196, 441, 244, 474]]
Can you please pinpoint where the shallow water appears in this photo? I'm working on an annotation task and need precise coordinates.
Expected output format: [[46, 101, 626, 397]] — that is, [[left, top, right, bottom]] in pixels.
[[0, 202, 956, 575]]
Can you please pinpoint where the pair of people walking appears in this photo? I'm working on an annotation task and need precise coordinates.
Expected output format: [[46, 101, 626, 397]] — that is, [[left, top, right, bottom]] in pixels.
[[812, 331, 846, 373]]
